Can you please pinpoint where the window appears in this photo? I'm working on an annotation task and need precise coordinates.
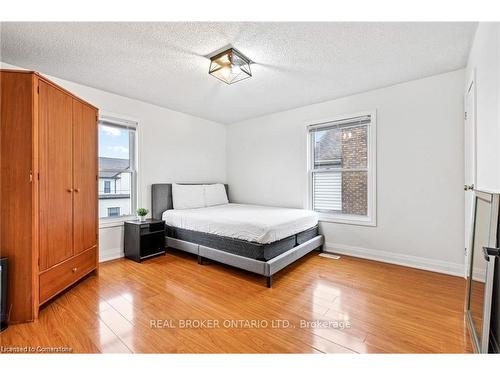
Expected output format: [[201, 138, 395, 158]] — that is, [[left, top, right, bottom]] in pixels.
[[107, 207, 121, 217], [98, 116, 138, 219], [308, 112, 376, 226]]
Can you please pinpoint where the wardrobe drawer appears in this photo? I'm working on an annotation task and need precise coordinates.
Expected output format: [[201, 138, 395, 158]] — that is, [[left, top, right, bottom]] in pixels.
[[39, 247, 97, 304]]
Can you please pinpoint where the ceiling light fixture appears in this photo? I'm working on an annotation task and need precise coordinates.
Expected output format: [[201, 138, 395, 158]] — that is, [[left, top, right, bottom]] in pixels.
[[209, 48, 252, 85]]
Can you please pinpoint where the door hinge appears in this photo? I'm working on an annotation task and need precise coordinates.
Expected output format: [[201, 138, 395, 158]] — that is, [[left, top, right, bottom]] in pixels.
[[37, 86, 39, 94]]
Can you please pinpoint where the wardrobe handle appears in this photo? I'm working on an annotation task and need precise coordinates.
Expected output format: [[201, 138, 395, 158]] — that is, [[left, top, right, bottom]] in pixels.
[[72, 267, 78, 273], [67, 188, 73, 193], [74, 188, 80, 193]]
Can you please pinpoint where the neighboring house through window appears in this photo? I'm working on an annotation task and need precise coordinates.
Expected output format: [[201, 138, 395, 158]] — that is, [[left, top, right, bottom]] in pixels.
[[98, 116, 138, 219], [107, 207, 121, 217], [308, 111, 376, 226]]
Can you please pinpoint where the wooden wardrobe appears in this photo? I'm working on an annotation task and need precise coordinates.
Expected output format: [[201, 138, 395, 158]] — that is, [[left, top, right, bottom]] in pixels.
[[0, 70, 99, 323]]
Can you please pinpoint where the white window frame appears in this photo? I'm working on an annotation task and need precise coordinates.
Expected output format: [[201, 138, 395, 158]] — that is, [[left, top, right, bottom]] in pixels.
[[104, 180, 111, 194], [306, 110, 377, 227], [98, 113, 140, 227]]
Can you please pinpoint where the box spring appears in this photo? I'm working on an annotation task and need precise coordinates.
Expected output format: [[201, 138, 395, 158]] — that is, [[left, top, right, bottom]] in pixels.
[[166, 225, 319, 261]]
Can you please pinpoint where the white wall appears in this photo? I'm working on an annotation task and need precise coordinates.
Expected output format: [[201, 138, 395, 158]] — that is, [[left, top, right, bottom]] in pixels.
[[227, 70, 465, 275], [2, 62, 468, 274], [465, 23, 500, 192], [1, 62, 227, 262]]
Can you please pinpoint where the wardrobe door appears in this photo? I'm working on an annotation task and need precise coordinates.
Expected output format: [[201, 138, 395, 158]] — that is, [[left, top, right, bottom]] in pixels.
[[72, 100, 98, 254], [39, 81, 74, 270], [0, 71, 36, 322]]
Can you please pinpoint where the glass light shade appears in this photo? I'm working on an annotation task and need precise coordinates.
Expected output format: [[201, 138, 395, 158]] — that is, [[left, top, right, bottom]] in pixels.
[[209, 48, 252, 84]]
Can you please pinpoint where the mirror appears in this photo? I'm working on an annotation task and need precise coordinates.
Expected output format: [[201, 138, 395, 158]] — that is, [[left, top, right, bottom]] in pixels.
[[469, 196, 489, 343], [466, 191, 499, 353]]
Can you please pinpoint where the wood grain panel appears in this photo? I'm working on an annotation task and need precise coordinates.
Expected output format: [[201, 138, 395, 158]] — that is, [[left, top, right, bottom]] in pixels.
[[0, 251, 474, 353], [0, 71, 36, 322], [72, 100, 98, 254], [38, 80, 74, 270]]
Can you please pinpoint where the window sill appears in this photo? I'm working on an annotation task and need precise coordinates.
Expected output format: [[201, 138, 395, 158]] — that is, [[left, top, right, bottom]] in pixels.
[[99, 215, 137, 229], [318, 213, 376, 227]]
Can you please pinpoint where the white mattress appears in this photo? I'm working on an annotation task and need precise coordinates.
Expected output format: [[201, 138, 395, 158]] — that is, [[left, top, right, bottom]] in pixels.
[[162, 203, 319, 244]]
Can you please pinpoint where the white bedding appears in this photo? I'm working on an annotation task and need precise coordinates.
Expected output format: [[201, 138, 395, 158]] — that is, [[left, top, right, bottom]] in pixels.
[[162, 203, 319, 244]]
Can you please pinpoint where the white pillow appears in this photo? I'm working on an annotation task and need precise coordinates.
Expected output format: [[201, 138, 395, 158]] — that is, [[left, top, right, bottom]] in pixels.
[[204, 184, 229, 207], [172, 183, 205, 209]]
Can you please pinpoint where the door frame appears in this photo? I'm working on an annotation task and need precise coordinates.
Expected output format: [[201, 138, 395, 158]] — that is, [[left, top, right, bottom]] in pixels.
[[464, 70, 477, 277]]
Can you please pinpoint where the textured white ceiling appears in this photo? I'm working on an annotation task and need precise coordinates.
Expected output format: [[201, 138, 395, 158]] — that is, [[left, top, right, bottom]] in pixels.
[[0, 22, 477, 124]]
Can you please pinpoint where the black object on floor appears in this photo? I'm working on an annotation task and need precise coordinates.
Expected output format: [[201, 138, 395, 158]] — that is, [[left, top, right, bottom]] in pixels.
[[0, 257, 8, 331]]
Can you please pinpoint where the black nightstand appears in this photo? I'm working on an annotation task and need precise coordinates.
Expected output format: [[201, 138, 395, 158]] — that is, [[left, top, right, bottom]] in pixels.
[[124, 219, 166, 262]]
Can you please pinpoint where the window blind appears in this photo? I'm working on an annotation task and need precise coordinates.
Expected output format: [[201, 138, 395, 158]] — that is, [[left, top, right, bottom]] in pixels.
[[313, 171, 342, 211], [309, 115, 371, 133], [99, 116, 137, 130]]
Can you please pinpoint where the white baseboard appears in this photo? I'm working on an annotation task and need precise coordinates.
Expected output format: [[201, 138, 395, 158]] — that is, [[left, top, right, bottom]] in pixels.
[[99, 247, 124, 263], [472, 267, 486, 282], [324, 242, 464, 277], [97, 242, 465, 276]]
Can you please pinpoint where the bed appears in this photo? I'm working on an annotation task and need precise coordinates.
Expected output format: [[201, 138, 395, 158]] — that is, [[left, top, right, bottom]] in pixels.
[[151, 183, 324, 287]]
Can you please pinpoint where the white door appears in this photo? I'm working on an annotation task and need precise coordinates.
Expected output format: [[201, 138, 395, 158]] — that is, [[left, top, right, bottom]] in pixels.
[[464, 76, 476, 277]]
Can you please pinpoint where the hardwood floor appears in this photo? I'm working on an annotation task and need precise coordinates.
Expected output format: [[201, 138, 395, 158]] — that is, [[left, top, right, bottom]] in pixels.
[[0, 250, 473, 353]]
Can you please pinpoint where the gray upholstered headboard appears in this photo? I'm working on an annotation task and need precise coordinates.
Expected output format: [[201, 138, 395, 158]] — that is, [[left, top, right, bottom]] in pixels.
[[151, 183, 229, 220]]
